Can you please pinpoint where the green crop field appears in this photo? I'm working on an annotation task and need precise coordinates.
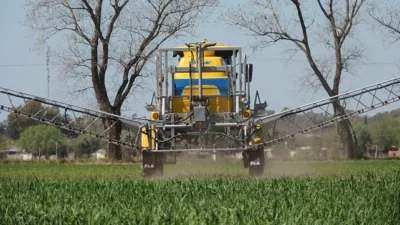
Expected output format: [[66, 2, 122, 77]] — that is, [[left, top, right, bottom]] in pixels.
[[1, 160, 400, 224]]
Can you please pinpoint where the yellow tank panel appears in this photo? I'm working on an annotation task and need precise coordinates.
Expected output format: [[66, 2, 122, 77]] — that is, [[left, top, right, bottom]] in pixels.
[[175, 56, 226, 79], [171, 41, 234, 114], [172, 96, 231, 113], [182, 85, 219, 96]]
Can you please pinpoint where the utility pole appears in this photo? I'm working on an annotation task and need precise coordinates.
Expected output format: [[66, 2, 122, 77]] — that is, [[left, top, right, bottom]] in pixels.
[[51, 140, 58, 159], [46, 45, 51, 98]]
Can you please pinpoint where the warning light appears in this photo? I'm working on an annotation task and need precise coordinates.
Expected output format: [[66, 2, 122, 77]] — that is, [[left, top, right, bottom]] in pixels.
[[243, 110, 251, 118], [151, 112, 160, 120]]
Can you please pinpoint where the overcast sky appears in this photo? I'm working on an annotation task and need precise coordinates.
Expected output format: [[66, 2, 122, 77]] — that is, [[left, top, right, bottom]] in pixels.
[[1, 0, 399, 121]]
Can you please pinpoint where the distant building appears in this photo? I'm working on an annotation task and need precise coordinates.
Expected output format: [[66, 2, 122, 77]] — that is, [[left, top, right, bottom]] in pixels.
[[363, 150, 387, 159], [5, 147, 18, 155], [5, 147, 23, 160], [4, 148, 34, 161], [90, 149, 106, 160], [22, 153, 33, 161]]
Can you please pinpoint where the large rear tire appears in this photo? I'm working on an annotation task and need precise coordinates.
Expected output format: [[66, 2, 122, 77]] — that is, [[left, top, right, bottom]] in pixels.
[[248, 146, 265, 177]]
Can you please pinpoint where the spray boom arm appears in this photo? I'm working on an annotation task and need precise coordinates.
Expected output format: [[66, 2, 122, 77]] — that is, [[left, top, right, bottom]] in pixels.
[[255, 77, 400, 146], [1, 77, 400, 151]]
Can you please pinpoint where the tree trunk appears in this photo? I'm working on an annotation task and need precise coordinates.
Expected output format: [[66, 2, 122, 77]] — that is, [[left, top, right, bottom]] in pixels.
[[108, 120, 123, 160], [107, 106, 123, 160], [333, 101, 357, 159], [99, 103, 123, 160], [337, 119, 356, 159]]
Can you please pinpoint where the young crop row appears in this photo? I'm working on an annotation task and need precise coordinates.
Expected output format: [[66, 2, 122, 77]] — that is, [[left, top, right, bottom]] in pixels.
[[1, 171, 400, 224]]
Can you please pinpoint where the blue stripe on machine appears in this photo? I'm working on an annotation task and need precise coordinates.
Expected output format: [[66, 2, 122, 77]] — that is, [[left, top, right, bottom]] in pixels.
[[174, 78, 229, 96]]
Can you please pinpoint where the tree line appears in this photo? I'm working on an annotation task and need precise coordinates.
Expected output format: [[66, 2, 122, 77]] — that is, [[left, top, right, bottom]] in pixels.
[[0, 101, 102, 159], [272, 111, 400, 160], [1, 101, 400, 160]]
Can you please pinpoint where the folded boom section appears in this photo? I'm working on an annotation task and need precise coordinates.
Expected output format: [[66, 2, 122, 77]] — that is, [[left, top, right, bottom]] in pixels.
[[256, 77, 400, 146], [0, 87, 146, 148]]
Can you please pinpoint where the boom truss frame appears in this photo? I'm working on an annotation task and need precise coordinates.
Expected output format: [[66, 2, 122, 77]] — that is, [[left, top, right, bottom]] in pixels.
[[256, 77, 400, 146], [1, 77, 400, 153]]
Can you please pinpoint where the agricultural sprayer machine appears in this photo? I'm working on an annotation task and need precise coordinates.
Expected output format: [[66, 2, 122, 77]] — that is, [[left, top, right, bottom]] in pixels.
[[1, 40, 400, 177]]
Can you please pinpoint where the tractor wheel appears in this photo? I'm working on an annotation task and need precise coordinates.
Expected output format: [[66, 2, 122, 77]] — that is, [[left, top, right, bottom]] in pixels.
[[248, 146, 265, 177], [142, 151, 165, 178]]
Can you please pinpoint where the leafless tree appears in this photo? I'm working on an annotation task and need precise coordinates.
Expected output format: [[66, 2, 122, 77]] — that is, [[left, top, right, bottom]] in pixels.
[[25, 0, 218, 160], [368, 2, 400, 44], [225, 0, 366, 159]]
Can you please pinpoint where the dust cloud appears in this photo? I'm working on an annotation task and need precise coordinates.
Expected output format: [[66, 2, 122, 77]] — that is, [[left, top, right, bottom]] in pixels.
[[154, 156, 322, 180]]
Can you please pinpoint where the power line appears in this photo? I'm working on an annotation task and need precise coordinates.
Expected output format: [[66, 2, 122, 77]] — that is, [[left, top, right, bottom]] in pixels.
[[0, 58, 397, 67], [247, 58, 399, 66], [0, 63, 63, 67]]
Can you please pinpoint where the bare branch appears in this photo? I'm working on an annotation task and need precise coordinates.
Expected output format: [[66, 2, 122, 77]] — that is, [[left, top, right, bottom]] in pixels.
[[74, 86, 94, 93], [224, 0, 367, 159], [339, 0, 364, 48], [81, 0, 105, 42], [25, 0, 218, 159], [317, 0, 329, 19], [62, 0, 92, 44], [369, 2, 400, 44]]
